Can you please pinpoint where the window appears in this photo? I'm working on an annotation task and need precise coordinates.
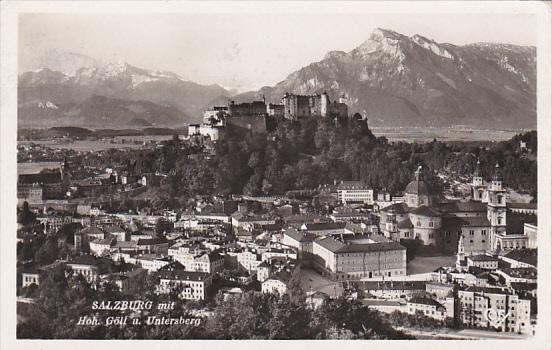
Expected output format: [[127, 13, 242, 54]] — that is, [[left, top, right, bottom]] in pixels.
[[429, 221, 434, 228], [482, 230, 487, 235], [469, 230, 475, 236], [416, 221, 421, 227]]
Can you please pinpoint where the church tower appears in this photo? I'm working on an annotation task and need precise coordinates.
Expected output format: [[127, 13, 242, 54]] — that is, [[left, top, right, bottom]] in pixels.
[[385, 208, 399, 241], [487, 163, 507, 249], [471, 159, 486, 201], [456, 234, 466, 270]]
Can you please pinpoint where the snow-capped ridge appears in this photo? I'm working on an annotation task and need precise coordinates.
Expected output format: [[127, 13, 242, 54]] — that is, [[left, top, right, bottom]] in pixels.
[[411, 34, 454, 60]]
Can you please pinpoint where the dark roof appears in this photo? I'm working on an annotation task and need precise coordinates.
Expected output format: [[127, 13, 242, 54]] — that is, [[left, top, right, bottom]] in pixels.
[[137, 238, 168, 246], [441, 216, 491, 231], [405, 179, 429, 196], [438, 201, 487, 213], [68, 254, 101, 267], [380, 202, 410, 214], [303, 222, 346, 231], [510, 282, 537, 291], [506, 211, 537, 235], [408, 296, 445, 309], [80, 226, 105, 236], [507, 202, 537, 210], [503, 249, 537, 267], [410, 205, 441, 218], [267, 270, 292, 284], [18, 172, 62, 185], [284, 229, 317, 242], [397, 217, 413, 229], [468, 255, 499, 262]]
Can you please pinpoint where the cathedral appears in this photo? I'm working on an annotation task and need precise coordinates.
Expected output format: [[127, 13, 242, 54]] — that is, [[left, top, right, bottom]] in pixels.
[[379, 162, 536, 256]]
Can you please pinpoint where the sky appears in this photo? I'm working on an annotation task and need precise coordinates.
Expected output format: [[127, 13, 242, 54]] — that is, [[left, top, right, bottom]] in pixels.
[[19, 13, 536, 92]]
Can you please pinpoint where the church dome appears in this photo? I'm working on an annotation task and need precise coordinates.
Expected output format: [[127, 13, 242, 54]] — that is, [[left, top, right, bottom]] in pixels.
[[405, 179, 430, 195], [405, 165, 430, 195]]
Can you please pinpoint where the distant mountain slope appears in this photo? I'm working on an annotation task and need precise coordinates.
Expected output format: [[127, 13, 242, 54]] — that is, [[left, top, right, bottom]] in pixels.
[[238, 28, 536, 129], [18, 52, 231, 127], [18, 94, 188, 128], [19, 30, 536, 129]]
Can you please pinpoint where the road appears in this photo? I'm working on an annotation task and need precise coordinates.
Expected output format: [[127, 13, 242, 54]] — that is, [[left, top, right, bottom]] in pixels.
[[398, 327, 529, 340]]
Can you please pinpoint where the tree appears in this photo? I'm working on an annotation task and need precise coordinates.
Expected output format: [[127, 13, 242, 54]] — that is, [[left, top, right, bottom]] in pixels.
[[155, 218, 173, 236], [35, 237, 60, 265], [17, 201, 36, 226]]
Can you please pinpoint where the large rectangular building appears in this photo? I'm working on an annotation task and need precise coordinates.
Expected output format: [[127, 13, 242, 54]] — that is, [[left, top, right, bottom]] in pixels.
[[312, 236, 406, 280], [337, 181, 374, 204], [457, 286, 532, 334]]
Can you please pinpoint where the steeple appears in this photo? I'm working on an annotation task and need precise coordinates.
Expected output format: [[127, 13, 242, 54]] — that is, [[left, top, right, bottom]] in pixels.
[[414, 164, 422, 181], [456, 234, 466, 269], [492, 162, 503, 182], [473, 159, 481, 177]]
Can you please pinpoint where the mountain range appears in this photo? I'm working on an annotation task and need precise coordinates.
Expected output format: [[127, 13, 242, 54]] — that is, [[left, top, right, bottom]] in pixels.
[[18, 29, 536, 129]]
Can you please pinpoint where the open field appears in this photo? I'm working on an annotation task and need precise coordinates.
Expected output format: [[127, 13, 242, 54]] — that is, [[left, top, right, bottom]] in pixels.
[[372, 127, 522, 143], [18, 135, 173, 152], [406, 255, 457, 275], [298, 267, 344, 298]]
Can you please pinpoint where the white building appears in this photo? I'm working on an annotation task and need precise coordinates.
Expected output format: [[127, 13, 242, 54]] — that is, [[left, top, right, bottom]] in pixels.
[[156, 270, 213, 300], [337, 181, 374, 205]]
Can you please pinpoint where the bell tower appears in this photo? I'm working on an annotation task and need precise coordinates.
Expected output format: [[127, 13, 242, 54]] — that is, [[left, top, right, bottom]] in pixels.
[[487, 163, 507, 249], [471, 159, 486, 202]]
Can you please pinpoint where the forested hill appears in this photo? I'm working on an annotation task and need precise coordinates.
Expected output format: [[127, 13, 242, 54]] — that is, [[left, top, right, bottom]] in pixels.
[[92, 118, 537, 206]]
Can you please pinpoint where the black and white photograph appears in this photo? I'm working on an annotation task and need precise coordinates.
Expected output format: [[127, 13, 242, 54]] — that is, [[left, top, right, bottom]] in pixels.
[[1, 1, 551, 348]]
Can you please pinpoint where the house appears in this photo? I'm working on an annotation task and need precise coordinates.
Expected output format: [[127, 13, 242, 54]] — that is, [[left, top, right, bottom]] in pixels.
[[20, 265, 40, 288], [466, 255, 499, 270], [353, 280, 426, 299], [458, 286, 532, 334], [156, 269, 213, 300], [262, 270, 291, 295], [406, 296, 447, 321], [89, 238, 115, 256], [66, 255, 109, 283]]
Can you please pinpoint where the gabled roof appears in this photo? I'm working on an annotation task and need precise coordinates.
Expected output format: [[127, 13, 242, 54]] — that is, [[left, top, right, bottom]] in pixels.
[[18, 172, 62, 185], [468, 255, 498, 262], [410, 205, 441, 218], [503, 249, 537, 267], [303, 222, 346, 231], [441, 216, 491, 231], [68, 254, 101, 267], [80, 226, 105, 236], [380, 202, 410, 214], [408, 296, 445, 310], [438, 201, 487, 213], [397, 217, 413, 229]]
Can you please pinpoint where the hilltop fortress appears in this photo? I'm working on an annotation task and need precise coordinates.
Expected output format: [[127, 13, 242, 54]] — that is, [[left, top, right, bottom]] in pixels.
[[189, 92, 349, 140]]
